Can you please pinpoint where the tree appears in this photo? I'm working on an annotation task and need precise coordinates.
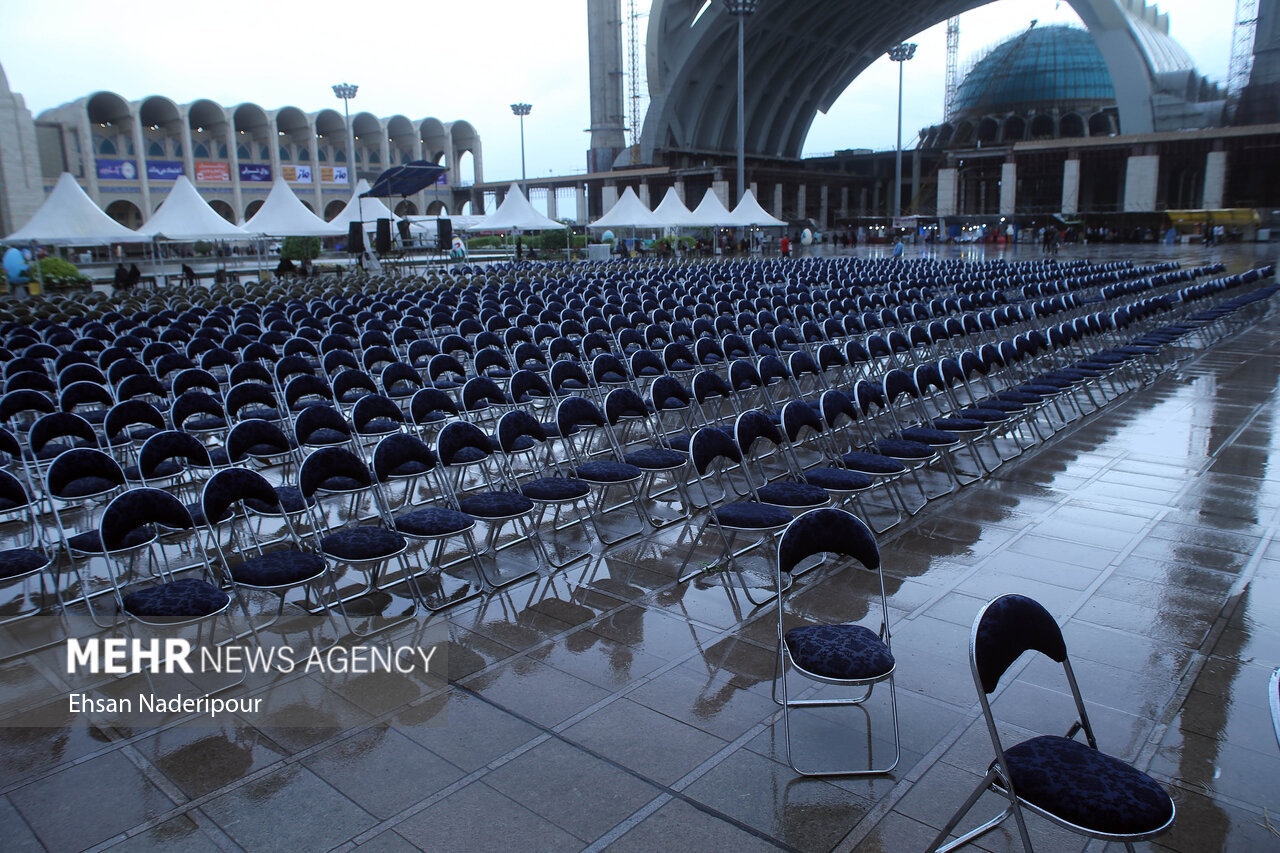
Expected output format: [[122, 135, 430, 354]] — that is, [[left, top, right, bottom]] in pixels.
[[280, 236, 322, 261]]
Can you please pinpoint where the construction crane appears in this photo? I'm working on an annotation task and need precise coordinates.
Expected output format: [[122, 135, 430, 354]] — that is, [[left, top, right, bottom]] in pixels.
[[1228, 0, 1259, 119], [626, 0, 648, 150], [944, 17, 961, 120]]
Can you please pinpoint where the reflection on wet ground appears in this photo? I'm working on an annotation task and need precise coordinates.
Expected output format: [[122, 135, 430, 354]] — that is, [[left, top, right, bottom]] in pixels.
[[0, 243, 1278, 851]]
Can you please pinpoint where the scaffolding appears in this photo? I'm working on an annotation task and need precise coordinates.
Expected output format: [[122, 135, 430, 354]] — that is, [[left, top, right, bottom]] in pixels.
[[1228, 0, 1259, 118], [944, 17, 961, 120]]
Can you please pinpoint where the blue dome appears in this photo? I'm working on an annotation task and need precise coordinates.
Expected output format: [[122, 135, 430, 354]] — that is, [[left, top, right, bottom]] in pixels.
[[952, 26, 1115, 117]]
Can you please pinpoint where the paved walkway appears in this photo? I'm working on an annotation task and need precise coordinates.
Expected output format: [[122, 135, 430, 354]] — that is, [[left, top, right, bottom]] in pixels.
[[0, 244, 1277, 852]]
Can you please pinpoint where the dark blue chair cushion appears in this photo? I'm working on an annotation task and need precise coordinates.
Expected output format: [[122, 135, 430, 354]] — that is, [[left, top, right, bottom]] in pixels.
[[574, 460, 642, 483], [0, 547, 49, 579], [56, 476, 119, 498], [124, 460, 182, 482], [933, 417, 986, 432], [900, 427, 959, 445], [804, 468, 873, 491], [458, 491, 534, 518], [246, 486, 314, 515], [840, 452, 906, 474], [757, 481, 828, 508], [522, 477, 591, 501], [624, 447, 686, 469], [303, 427, 351, 447], [1003, 735, 1174, 836], [447, 445, 489, 464], [186, 416, 227, 432], [230, 550, 327, 587], [1020, 383, 1066, 396], [68, 526, 153, 554], [384, 458, 432, 478], [962, 406, 1015, 420], [876, 438, 935, 460], [314, 475, 367, 493], [123, 578, 230, 621], [785, 624, 894, 680], [320, 526, 406, 561], [395, 506, 475, 537], [715, 501, 793, 529]]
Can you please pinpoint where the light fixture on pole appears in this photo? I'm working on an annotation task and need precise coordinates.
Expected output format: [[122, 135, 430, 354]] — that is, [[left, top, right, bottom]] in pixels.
[[510, 103, 532, 196], [722, 0, 758, 206], [887, 43, 916, 222], [332, 82, 358, 189]]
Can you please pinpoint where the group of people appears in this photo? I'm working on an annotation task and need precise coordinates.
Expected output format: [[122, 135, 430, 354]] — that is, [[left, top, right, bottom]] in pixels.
[[112, 262, 143, 290]]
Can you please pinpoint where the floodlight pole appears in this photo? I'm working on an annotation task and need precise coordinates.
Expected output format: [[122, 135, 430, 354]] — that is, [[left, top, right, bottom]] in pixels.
[[332, 82, 359, 190], [511, 103, 532, 196], [887, 43, 916, 222], [723, 0, 758, 206]]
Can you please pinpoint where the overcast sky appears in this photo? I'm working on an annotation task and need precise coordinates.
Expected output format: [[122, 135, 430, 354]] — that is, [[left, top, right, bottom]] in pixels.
[[2, 0, 1234, 185]]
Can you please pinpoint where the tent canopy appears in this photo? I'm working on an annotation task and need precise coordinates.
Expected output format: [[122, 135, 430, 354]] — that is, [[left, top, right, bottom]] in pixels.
[[135, 175, 250, 240], [463, 183, 562, 232], [686, 188, 736, 227], [653, 187, 699, 228], [5, 173, 149, 245], [328, 179, 397, 233], [589, 187, 663, 229], [728, 189, 787, 227], [244, 178, 345, 237]]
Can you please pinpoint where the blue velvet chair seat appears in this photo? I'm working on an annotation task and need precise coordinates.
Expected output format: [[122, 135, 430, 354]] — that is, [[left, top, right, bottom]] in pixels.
[[558, 378, 588, 390], [35, 442, 81, 461], [124, 460, 182, 482], [245, 485, 315, 515], [359, 418, 401, 435], [241, 441, 295, 458], [624, 448, 686, 469], [314, 475, 368, 493], [804, 467, 873, 491], [304, 427, 350, 446], [447, 445, 488, 464], [993, 391, 1039, 405], [785, 623, 894, 680], [123, 578, 230, 622], [574, 460, 642, 483], [840, 452, 907, 474], [540, 421, 561, 437], [416, 410, 451, 423], [208, 448, 231, 467], [127, 426, 164, 442], [522, 477, 591, 501], [933, 417, 987, 432], [394, 507, 475, 537], [635, 366, 662, 377], [715, 501, 794, 529], [240, 405, 281, 421], [186, 416, 227, 432], [669, 360, 695, 371], [338, 390, 371, 404], [900, 427, 959, 445], [875, 438, 935, 460], [230, 549, 327, 587], [668, 433, 693, 452], [660, 396, 688, 410], [69, 526, 153, 553], [0, 547, 50, 579], [458, 491, 534, 518], [599, 371, 627, 384], [757, 480, 829, 508], [959, 407, 1012, 422], [1002, 735, 1174, 836], [184, 500, 229, 528], [502, 435, 538, 452], [432, 380, 462, 390], [320, 526, 407, 561]]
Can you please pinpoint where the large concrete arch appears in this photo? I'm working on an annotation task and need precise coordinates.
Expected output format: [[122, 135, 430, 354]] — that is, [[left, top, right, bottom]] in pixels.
[[640, 0, 1165, 165]]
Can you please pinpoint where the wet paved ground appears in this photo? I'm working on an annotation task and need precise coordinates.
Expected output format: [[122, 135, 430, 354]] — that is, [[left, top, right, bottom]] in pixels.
[[0, 243, 1278, 852]]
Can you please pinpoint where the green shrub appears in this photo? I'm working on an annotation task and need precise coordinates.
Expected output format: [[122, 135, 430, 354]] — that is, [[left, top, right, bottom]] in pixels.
[[193, 240, 212, 257], [280, 236, 322, 261], [35, 257, 90, 291]]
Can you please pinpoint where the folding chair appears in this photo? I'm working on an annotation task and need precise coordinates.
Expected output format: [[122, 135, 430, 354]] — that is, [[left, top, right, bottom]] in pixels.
[[772, 507, 899, 776], [927, 594, 1175, 852], [0, 468, 54, 626]]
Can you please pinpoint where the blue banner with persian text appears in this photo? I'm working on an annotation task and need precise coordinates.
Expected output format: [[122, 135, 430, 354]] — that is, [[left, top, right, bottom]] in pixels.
[[146, 160, 184, 181], [239, 164, 272, 182], [97, 159, 138, 181]]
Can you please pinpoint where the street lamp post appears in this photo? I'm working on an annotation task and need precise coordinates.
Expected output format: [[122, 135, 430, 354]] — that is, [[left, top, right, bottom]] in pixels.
[[887, 42, 916, 223], [510, 103, 532, 196], [722, 1, 758, 206], [332, 82, 358, 190]]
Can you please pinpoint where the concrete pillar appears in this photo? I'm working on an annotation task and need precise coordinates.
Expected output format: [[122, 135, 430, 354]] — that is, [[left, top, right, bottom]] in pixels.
[[309, 134, 323, 212], [1061, 157, 1080, 215], [411, 136, 426, 214], [78, 113, 101, 204], [796, 185, 807, 220], [379, 134, 391, 182], [179, 118, 195, 198], [674, 180, 686, 205], [225, 124, 243, 223], [859, 187, 869, 216], [999, 161, 1017, 216], [911, 149, 921, 211], [772, 183, 783, 219], [576, 184, 588, 222], [840, 187, 850, 220], [587, 0, 627, 172], [130, 110, 152, 217], [749, 180, 758, 201], [546, 186, 558, 220], [712, 177, 729, 208], [602, 183, 619, 212], [1122, 153, 1159, 212], [818, 185, 829, 229], [1202, 150, 1227, 210], [936, 168, 958, 217], [638, 182, 650, 208], [871, 183, 881, 217]]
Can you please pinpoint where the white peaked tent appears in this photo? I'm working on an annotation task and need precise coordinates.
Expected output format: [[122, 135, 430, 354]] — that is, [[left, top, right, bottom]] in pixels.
[[244, 178, 345, 237], [327, 179, 397, 233], [5, 173, 149, 244], [589, 186, 663, 229], [464, 183, 561, 231], [135, 175, 249, 240], [687, 188, 736, 227], [728, 189, 787, 227], [653, 187, 699, 228]]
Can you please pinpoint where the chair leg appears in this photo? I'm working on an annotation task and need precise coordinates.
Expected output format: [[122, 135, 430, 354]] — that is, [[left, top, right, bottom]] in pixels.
[[927, 769, 1012, 853]]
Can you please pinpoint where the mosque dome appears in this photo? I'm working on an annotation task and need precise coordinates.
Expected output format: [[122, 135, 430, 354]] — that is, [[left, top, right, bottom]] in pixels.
[[951, 25, 1115, 118]]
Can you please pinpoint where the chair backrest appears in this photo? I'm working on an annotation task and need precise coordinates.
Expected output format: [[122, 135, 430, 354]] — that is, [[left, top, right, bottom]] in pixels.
[[436, 420, 494, 466], [299, 446, 375, 497], [138, 430, 212, 479], [227, 418, 293, 463], [971, 594, 1067, 695], [778, 507, 878, 576], [496, 410, 546, 453], [101, 487, 193, 552], [373, 433, 438, 482]]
